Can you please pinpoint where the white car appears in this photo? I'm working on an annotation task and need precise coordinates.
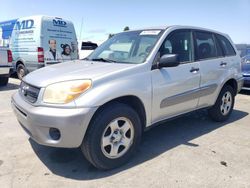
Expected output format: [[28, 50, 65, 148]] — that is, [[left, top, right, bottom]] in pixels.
[[0, 47, 12, 86], [78, 41, 98, 59]]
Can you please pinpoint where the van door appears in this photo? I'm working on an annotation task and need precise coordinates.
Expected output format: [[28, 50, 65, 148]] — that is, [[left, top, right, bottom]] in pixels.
[[151, 30, 201, 124], [41, 17, 78, 66]]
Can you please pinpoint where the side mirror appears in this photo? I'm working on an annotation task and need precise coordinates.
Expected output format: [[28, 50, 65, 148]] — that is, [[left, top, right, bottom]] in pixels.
[[158, 54, 180, 68]]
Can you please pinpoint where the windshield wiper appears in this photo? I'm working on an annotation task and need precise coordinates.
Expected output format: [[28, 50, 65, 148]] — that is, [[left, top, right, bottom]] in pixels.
[[90, 58, 117, 63]]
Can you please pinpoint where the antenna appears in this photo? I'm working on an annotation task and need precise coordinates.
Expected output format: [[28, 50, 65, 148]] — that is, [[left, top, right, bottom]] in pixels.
[[79, 18, 83, 41]]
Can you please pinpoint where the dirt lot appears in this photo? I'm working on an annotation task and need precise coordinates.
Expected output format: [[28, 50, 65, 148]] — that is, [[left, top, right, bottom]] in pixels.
[[0, 78, 250, 188]]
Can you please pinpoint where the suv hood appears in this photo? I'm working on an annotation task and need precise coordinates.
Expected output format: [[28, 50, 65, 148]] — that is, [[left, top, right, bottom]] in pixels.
[[23, 60, 135, 87]]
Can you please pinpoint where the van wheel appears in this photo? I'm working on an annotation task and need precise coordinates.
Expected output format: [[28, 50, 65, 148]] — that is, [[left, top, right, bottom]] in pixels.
[[81, 102, 142, 170], [208, 85, 235, 122], [0, 77, 9, 86], [17, 64, 27, 80]]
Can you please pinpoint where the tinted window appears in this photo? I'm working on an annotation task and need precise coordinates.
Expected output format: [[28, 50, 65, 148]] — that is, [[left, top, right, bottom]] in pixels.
[[195, 32, 217, 60], [214, 35, 223, 57], [217, 35, 236, 56], [81, 42, 98, 50], [160, 31, 193, 63]]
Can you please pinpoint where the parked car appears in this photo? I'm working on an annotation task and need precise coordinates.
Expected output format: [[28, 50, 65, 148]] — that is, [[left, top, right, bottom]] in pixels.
[[79, 41, 98, 59], [0, 47, 12, 86], [0, 15, 78, 79], [241, 55, 250, 90], [12, 26, 243, 170]]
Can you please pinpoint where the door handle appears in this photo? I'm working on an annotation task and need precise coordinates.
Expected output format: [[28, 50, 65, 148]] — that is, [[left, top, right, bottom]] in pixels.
[[220, 62, 227, 67], [190, 67, 199, 73]]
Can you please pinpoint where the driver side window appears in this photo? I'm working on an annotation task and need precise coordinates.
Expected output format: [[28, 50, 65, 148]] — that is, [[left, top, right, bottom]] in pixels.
[[160, 30, 193, 63]]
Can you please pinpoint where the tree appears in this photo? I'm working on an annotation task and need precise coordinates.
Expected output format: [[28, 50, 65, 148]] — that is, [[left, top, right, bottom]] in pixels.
[[123, 26, 130, 31], [108, 33, 114, 39]]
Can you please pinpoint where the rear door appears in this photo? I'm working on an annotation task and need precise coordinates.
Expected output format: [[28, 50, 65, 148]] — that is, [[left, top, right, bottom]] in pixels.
[[151, 30, 201, 123], [194, 31, 227, 107], [42, 17, 78, 65], [216, 34, 238, 71]]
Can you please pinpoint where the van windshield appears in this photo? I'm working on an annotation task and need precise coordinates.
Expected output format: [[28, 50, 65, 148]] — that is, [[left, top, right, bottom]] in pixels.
[[87, 30, 163, 64]]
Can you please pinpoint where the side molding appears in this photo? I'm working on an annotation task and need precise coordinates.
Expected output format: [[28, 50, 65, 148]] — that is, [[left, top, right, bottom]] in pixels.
[[160, 84, 218, 108]]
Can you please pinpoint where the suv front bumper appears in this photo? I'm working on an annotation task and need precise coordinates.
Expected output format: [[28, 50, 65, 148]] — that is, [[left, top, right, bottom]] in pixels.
[[11, 92, 97, 148]]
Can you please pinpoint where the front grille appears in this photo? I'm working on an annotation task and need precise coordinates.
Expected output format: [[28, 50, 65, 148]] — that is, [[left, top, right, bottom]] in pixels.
[[243, 72, 250, 77], [243, 80, 250, 87], [19, 81, 40, 103]]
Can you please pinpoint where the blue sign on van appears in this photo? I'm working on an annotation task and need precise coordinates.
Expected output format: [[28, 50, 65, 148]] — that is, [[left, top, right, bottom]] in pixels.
[[0, 19, 17, 39], [53, 19, 67, 27], [16, 19, 34, 30]]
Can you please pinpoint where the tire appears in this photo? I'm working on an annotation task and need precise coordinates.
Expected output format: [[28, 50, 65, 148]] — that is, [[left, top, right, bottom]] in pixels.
[[81, 102, 142, 170], [17, 64, 27, 80], [208, 85, 235, 122], [0, 76, 9, 86]]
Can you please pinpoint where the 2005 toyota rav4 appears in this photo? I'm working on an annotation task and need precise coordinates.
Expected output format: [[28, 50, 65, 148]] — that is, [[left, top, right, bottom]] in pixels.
[[12, 26, 243, 170]]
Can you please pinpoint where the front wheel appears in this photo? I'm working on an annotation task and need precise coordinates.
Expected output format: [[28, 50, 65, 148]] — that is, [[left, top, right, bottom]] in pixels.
[[208, 85, 235, 122], [81, 102, 142, 170]]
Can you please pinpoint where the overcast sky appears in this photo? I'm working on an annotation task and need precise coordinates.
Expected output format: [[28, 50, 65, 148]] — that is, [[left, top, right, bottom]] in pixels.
[[0, 0, 249, 43]]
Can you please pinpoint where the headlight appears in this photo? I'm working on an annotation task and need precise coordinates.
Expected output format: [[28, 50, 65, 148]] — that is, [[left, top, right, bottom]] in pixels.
[[43, 80, 92, 104]]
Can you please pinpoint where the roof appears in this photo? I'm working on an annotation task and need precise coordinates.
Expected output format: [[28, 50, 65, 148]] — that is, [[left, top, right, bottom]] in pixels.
[[129, 25, 227, 36]]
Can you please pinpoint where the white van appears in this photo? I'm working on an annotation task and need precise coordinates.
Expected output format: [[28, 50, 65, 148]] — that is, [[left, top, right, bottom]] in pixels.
[[0, 15, 78, 79]]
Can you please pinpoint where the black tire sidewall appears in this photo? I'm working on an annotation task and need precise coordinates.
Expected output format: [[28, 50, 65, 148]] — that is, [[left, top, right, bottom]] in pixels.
[[82, 103, 142, 169], [17, 64, 26, 80], [209, 85, 235, 122]]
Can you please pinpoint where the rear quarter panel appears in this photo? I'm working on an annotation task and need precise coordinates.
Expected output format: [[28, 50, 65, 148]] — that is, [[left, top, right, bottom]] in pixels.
[[10, 16, 42, 69]]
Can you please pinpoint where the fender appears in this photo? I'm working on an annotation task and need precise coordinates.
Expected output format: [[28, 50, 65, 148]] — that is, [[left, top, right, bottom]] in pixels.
[[74, 69, 152, 126]]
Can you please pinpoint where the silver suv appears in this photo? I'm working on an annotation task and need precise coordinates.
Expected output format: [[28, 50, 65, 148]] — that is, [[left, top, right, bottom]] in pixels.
[[12, 26, 243, 169]]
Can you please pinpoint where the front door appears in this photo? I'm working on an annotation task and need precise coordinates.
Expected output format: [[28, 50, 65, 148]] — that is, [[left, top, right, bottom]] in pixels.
[[151, 30, 201, 124]]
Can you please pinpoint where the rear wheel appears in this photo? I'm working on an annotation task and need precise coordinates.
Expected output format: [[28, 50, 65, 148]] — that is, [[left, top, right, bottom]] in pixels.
[[81, 102, 142, 170], [17, 64, 27, 80], [0, 76, 9, 86], [208, 85, 235, 122]]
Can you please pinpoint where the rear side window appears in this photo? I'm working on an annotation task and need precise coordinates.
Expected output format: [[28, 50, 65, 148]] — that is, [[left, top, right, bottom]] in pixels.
[[214, 35, 223, 57], [216, 34, 236, 56], [194, 32, 217, 60]]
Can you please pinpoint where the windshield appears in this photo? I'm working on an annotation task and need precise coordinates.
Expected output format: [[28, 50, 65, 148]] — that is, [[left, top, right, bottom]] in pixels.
[[87, 30, 163, 64]]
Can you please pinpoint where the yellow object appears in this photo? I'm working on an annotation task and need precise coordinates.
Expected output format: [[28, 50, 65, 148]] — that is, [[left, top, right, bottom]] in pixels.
[[43, 80, 92, 104]]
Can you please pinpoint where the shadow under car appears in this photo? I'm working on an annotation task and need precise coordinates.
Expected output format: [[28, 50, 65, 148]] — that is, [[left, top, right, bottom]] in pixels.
[[29, 109, 248, 180]]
